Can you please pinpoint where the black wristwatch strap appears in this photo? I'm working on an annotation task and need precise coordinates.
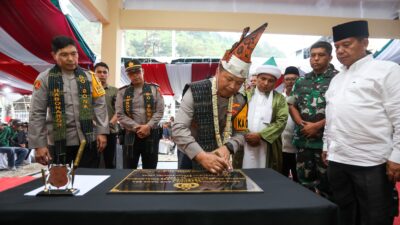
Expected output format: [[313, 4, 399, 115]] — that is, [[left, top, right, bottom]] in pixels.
[[224, 142, 234, 154]]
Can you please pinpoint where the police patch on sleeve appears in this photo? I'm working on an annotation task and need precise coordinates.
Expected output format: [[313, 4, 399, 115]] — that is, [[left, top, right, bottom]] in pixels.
[[33, 80, 41, 90]]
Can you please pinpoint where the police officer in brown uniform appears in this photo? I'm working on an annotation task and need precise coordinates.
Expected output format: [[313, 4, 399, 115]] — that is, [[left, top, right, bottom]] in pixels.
[[172, 23, 268, 174], [116, 59, 164, 169], [29, 36, 109, 168]]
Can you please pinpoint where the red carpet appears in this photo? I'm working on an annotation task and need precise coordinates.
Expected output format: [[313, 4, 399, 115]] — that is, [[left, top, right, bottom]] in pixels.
[[0, 176, 36, 192]]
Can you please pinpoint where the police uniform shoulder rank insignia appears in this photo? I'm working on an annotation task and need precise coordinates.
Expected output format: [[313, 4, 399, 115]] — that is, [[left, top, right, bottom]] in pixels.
[[148, 83, 161, 93]]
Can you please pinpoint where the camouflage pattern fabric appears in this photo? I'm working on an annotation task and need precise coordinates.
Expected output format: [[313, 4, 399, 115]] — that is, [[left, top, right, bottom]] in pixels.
[[290, 64, 338, 149], [296, 147, 331, 199]]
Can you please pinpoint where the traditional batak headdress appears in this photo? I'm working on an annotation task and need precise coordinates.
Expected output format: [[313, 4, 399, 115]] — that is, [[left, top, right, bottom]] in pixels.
[[221, 23, 268, 78]]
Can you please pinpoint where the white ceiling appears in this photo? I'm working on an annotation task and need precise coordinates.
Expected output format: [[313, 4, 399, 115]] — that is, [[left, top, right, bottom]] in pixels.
[[124, 0, 400, 20]]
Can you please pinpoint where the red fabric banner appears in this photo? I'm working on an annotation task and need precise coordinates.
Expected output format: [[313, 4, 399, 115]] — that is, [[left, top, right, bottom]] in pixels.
[[142, 64, 174, 95], [0, 0, 92, 66], [191, 63, 218, 82], [274, 75, 284, 88], [0, 52, 39, 84]]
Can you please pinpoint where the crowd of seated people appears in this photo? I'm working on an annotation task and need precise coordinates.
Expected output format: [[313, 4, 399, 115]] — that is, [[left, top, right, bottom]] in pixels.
[[0, 119, 30, 171]]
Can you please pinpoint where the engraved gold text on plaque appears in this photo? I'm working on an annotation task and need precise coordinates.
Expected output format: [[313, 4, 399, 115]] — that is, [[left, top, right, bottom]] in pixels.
[[109, 169, 263, 193]]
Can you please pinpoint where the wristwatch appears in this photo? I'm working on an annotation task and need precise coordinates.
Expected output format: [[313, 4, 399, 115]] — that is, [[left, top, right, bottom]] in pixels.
[[224, 142, 234, 154]]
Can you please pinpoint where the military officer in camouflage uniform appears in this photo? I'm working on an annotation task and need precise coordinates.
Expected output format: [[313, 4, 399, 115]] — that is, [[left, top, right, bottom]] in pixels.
[[29, 36, 109, 168], [116, 59, 164, 169], [287, 41, 338, 197], [172, 23, 267, 174]]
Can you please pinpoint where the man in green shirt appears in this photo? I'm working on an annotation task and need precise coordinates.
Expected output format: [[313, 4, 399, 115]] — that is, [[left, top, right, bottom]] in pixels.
[[0, 122, 11, 147], [0, 120, 28, 170], [288, 41, 338, 198], [94, 62, 118, 168]]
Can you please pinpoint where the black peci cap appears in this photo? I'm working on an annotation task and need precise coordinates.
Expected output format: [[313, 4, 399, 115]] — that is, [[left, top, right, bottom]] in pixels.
[[332, 20, 369, 42], [283, 66, 299, 76]]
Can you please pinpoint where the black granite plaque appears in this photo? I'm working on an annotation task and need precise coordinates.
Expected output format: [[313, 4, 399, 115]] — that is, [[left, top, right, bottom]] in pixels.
[[109, 169, 263, 193]]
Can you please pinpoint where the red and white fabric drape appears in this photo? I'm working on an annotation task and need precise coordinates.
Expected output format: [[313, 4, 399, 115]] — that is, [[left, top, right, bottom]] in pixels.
[[142, 64, 174, 96], [166, 64, 191, 101], [0, 0, 94, 94], [121, 63, 220, 100]]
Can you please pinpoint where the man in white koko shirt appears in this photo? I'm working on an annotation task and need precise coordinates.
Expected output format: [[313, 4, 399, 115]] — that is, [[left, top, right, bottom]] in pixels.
[[323, 20, 400, 225]]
